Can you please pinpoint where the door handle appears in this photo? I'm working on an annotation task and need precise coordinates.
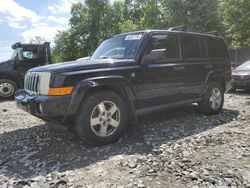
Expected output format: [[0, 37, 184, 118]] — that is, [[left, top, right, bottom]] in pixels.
[[205, 64, 213, 69], [174, 66, 185, 71]]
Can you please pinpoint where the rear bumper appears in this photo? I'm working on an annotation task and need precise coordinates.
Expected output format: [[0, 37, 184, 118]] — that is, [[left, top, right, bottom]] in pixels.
[[15, 90, 71, 123]]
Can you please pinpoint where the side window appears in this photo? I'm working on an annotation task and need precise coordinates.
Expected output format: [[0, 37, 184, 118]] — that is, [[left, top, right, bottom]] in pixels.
[[206, 37, 228, 60], [23, 51, 38, 59], [147, 34, 180, 61], [181, 35, 201, 59], [22, 47, 39, 61]]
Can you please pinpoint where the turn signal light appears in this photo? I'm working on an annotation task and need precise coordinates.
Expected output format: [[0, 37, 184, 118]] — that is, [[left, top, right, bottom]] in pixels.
[[48, 87, 74, 96]]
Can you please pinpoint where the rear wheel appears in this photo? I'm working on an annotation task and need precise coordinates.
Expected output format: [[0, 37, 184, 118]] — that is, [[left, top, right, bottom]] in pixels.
[[0, 79, 18, 100], [75, 91, 128, 145], [198, 81, 224, 115]]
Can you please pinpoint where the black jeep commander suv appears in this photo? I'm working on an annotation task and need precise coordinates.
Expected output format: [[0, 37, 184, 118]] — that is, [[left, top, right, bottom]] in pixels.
[[15, 28, 231, 145]]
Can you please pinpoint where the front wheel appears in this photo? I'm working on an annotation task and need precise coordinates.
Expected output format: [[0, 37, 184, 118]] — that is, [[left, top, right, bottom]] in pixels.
[[198, 81, 224, 115], [0, 79, 18, 100], [75, 91, 128, 145]]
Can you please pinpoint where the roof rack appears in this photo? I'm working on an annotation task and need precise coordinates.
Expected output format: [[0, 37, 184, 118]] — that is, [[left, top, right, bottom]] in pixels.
[[206, 31, 218, 35], [167, 26, 218, 36], [168, 25, 187, 31]]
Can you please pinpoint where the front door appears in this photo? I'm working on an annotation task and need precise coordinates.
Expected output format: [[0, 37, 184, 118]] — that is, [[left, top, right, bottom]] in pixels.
[[134, 32, 187, 109], [15, 48, 41, 77]]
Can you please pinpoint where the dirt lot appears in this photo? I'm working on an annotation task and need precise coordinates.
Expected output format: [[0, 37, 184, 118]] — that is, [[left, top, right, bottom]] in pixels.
[[0, 92, 250, 188]]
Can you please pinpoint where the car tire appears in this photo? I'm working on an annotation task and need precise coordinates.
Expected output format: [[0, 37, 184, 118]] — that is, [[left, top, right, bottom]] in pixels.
[[0, 79, 18, 100], [75, 91, 128, 145], [198, 81, 224, 115]]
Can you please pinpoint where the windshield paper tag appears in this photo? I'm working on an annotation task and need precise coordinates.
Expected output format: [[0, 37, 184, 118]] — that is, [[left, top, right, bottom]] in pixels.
[[125, 34, 142, 40]]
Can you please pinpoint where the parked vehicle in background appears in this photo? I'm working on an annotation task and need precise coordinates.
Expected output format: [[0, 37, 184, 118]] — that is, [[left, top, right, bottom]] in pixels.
[[231, 60, 250, 91], [0, 42, 52, 99], [15, 27, 231, 145]]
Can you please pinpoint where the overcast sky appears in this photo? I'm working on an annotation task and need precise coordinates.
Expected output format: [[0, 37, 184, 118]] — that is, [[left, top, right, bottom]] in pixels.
[[0, 0, 81, 61]]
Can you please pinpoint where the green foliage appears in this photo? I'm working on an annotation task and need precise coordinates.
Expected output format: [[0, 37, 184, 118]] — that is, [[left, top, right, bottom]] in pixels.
[[30, 36, 46, 44], [52, 0, 250, 62], [52, 30, 82, 63], [161, 0, 224, 32], [223, 0, 250, 47]]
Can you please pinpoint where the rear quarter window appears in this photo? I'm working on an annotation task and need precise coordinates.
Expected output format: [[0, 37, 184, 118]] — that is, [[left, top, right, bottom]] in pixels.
[[205, 37, 228, 60]]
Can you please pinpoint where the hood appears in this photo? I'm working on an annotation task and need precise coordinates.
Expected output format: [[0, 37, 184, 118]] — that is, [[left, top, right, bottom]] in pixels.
[[29, 59, 136, 74], [232, 69, 250, 76]]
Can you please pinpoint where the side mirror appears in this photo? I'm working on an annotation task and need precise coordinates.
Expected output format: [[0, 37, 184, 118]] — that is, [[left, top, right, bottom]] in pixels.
[[145, 49, 166, 63]]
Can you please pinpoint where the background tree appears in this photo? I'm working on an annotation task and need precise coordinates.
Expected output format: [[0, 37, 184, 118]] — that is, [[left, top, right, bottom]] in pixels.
[[52, 31, 81, 63], [223, 0, 250, 47], [30, 36, 46, 44], [52, 0, 250, 63], [160, 0, 223, 32]]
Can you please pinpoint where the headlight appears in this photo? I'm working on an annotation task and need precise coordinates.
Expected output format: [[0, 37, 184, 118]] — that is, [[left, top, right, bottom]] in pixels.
[[25, 72, 73, 96], [39, 72, 51, 95], [24, 72, 51, 95]]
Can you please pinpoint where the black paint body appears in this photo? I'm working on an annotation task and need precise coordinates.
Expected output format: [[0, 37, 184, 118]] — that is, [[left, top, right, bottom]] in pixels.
[[15, 30, 231, 125]]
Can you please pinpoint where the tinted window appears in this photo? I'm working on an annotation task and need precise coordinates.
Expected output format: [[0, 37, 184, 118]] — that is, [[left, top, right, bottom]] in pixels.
[[206, 37, 228, 59], [200, 37, 208, 58], [148, 34, 180, 59], [182, 35, 201, 59]]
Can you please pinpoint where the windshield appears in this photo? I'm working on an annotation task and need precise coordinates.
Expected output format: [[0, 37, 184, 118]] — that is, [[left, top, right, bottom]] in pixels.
[[237, 61, 250, 70], [91, 33, 143, 60], [10, 49, 19, 60]]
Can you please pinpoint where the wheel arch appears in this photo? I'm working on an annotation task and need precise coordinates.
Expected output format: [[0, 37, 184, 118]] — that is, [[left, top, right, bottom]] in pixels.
[[63, 76, 137, 124], [0, 71, 22, 88], [204, 70, 226, 92]]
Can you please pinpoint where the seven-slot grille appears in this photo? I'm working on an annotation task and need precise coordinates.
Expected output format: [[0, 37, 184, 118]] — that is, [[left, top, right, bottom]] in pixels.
[[24, 72, 41, 94]]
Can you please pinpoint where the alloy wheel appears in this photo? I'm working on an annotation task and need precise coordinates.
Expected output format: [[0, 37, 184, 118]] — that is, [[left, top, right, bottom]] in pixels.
[[209, 87, 222, 110], [90, 101, 121, 137]]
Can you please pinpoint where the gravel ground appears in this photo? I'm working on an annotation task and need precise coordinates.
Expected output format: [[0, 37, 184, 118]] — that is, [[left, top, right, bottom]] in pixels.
[[0, 92, 250, 188]]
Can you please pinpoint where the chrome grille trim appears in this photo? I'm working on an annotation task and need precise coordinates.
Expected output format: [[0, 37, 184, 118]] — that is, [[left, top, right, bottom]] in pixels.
[[24, 72, 41, 94]]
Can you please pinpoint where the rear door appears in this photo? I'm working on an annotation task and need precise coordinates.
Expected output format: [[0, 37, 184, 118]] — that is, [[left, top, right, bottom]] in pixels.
[[205, 36, 231, 89], [134, 32, 187, 109], [181, 34, 209, 98]]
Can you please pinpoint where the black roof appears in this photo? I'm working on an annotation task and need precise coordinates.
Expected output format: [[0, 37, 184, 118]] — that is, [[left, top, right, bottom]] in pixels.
[[11, 42, 50, 50]]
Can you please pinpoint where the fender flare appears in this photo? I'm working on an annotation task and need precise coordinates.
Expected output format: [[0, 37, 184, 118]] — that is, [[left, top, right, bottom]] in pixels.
[[63, 75, 137, 124], [204, 69, 226, 91]]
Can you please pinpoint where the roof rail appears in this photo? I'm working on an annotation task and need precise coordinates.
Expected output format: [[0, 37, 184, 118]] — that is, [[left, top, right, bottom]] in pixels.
[[206, 31, 218, 35], [168, 25, 187, 31]]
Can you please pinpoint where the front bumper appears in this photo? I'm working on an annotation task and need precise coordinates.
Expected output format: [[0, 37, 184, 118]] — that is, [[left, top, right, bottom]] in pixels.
[[231, 77, 250, 89], [15, 90, 71, 123]]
